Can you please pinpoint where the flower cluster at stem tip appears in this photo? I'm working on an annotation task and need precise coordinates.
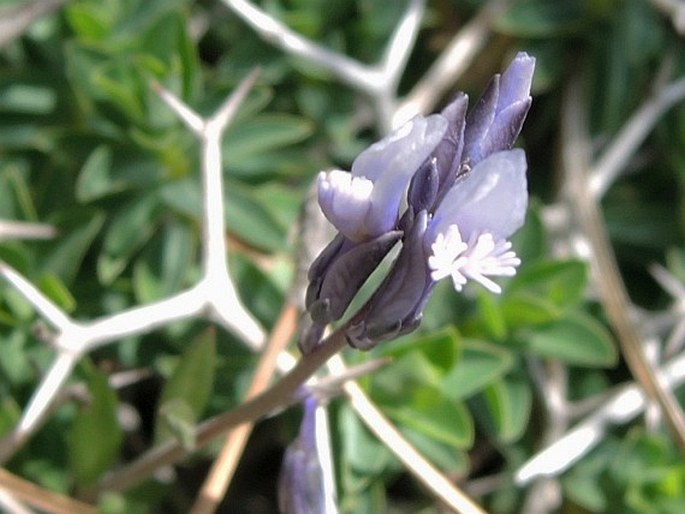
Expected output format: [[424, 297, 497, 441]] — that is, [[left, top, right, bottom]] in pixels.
[[303, 52, 535, 352]]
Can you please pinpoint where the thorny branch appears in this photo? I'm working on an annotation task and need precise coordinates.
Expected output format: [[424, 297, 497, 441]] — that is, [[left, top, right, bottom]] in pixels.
[[393, 0, 511, 127], [223, 0, 426, 132], [0, 70, 266, 463], [516, 348, 685, 483], [0, 220, 56, 240], [562, 71, 685, 455], [5, 0, 685, 512]]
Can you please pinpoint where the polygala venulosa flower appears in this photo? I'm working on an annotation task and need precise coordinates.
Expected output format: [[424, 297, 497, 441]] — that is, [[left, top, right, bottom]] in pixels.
[[278, 396, 336, 514], [304, 52, 535, 351]]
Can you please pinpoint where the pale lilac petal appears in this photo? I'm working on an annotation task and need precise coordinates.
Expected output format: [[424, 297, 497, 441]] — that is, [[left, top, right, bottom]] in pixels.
[[431, 149, 528, 241], [498, 52, 535, 112], [278, 397, 327, 514], [356, 114, 448, 237], [317, 170, 373, 241]]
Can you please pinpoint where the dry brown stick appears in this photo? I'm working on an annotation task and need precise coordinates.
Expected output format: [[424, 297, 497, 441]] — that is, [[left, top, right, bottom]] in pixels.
[[189, 303, 299, 514], [561, 72, 685, 455], [328, 355, 487, 514], [0, 468, 98, 514], [95, 322, 347, 494]]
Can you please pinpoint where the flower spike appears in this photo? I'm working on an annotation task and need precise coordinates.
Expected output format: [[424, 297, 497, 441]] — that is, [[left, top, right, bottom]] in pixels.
[[304, 52, 535, 350]]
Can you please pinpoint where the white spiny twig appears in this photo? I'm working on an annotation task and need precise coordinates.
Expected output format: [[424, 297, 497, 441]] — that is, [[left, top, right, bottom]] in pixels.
[[0, 490, 33, 514], [393, 0, 511, 127], [513, 63, 685, 493], [223, 0, 425, 132], [0, 221, 56, 240], [313, 402, 338, 514], [516, 349, 685, 484], [520, 359, 568, 514], [0, 71, 266, 463], [0, 0, 68, 48], [650, 264, 685, 358], [650, 0, 685, 34], [590, 75, 685, 197]]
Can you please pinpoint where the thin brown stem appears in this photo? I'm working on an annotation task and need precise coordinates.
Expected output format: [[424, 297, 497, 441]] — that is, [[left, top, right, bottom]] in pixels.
[[561, 73, 685, 455], [95, 324, 348, 494], [328, 355, 487, 514], [189, 303, 299, 514], [0, 469, 98, 514]]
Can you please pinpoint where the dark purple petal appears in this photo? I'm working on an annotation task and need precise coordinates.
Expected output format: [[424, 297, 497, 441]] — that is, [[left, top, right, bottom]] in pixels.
[[434, 93, 469, 191], [476, 98, 532, 159], [347, 211, 432, 350], [308, 231, 402, 324], [278, 397, 327, 514], [407, 158, 439, 213], [463, 52, 535, 165], [463, 75, 500, 165]]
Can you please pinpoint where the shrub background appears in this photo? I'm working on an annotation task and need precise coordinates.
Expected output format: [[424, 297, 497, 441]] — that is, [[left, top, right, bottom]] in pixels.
[[2, 0, 685, 513]]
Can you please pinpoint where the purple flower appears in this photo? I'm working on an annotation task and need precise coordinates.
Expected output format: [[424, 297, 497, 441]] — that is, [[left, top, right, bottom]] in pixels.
[[348, 149, 528, 349], [302, 115, 448, 352], [305, 52, 535, 351], [463, 52, 535, 166], [317, 115, 447, 242], [278, 396, 335, 514]]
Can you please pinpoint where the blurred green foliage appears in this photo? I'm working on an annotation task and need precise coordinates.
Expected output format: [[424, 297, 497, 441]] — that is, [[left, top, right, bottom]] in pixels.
[[2, 0, 685, 513]]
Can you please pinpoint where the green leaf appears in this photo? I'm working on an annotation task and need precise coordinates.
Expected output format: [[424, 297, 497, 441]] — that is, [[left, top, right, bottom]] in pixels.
[[340, 403, 392, 476], [4, 162, 38, 221], [41, 210, 105, 284], [0, 83, 56, 115], [507, 259, 588, 310], [225, 183, 285, 251], [69, 367, 122, 486], [154, 329, 216, 445], [526, 313, 618, 367], [496, 0, 587, 37], [38, 274, 76, 313], [65, 4, 111, 40], [114, 0, 188, 41], [159, 178, 202, 218], [502, 292, 562, 328], [157, 398, 196, 450], [384, 387, 473, 448], [475, 290, 507, 340], [0, 331, 32, 386], [372, 352, 443, 399], [563, 471, 608, 512], [76, 145, 114, 202], [481, 378, 532, 443], [133, 220, 194, 302], [511, 202, 547, 263], [223, 114, 314, 166], [98, 196, 160, 284], [0, 396, 21, 438], [400, 427, 469, 474], [382, 327, 460, 374], [230, 253, 285, 328], [441, 339, 514, 400]]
